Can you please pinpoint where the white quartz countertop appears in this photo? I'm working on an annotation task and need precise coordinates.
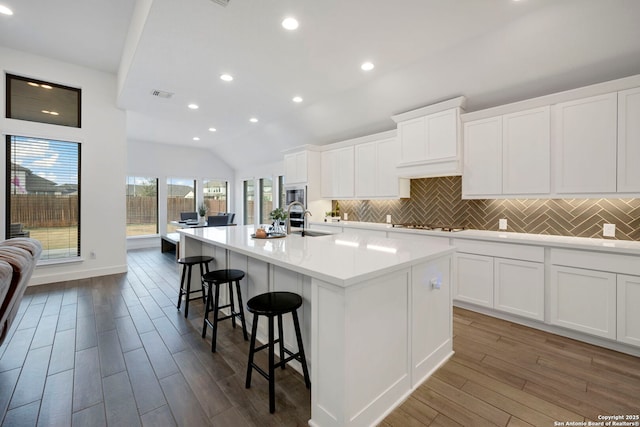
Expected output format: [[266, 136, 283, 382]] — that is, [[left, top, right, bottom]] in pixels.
[[178, 225, 454, 287], [311, 221, 640, 255]]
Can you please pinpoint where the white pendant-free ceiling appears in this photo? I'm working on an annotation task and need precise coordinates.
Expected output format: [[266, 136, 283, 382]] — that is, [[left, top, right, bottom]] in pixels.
[[2, 0, 640, 170]]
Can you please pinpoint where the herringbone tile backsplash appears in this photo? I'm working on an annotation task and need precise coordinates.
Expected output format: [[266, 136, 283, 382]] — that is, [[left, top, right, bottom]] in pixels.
[[336, 176, 640, 240]]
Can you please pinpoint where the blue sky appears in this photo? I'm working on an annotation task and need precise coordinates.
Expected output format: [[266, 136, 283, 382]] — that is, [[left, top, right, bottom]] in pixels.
[[12, 136, 79, 185]]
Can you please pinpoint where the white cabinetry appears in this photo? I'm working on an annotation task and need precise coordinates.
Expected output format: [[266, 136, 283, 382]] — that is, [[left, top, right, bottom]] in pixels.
[[392, 97, 465, 178], [321, 146, 354, 199], [454, 239, 544, 320], [617, 274, 640, 346], [549, 265, 617, 339], [462, 106, 550, 198], [462, 116, 502, 197], [284, 151, 308, 185], [455, 253, 494, 308], [355, 137, 409, 199], [618, 87, 640, 192], [553, 93, 618, 194]]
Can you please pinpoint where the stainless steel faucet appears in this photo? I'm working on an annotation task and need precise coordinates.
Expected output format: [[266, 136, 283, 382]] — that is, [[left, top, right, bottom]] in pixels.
[[286, 201, 305, 234]]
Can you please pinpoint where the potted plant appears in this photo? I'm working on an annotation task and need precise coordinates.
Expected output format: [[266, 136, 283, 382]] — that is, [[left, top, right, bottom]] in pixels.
[[269, 207, 288, 234], [198, 202, 208, 224]]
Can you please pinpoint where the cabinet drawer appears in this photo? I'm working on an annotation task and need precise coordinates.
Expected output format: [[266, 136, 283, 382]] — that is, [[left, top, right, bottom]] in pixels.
[[550, 248, 640, 276], [453, 239, 543, 262]]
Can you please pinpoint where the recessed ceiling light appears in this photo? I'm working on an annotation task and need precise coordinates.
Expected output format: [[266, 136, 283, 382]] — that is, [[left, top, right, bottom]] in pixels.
[[193, 137, 200, 141], [49, 111, 59, 116], [208, 127, 217, 132], [249, 117, 258, 123], [361, 62, 375, 71], [0, 5, 13, 15], [188, 103, 199, 110], [292, 96, 303, 103], [28, 82, 39, 87], [41, 110, 50, 114], [40, 84, 52, 89], [282, 17, 299, 30], [220, 74, 233, 82]]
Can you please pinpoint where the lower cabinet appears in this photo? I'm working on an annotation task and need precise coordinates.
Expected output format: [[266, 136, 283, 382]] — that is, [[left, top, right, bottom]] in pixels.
[[549, 265, 617, 339], [455, 253, 493, 308], [617, 274, 640, 346], [454, 241, 544, 321], [494, 258, 544, 321]]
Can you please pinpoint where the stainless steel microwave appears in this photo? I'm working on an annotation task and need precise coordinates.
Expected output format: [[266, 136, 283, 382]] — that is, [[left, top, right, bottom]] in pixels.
[[284, 186, 306, 227]]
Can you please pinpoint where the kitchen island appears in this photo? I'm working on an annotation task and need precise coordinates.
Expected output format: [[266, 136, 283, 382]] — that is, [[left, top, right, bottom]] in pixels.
[[178, 225, 455, 427]]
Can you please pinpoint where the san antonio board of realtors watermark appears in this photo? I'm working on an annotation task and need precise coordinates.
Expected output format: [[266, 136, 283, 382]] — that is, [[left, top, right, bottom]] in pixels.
[[554, 415, 640, 427]]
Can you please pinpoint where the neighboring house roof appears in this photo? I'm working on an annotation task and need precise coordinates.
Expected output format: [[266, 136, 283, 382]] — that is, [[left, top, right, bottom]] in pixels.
[[11, 162, 76, 194], [167, 184, 194, 197]]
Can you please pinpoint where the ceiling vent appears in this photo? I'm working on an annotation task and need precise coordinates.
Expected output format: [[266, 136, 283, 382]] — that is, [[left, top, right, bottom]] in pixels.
[[151, 89, 174, 99], [210, 0, 230, 6]]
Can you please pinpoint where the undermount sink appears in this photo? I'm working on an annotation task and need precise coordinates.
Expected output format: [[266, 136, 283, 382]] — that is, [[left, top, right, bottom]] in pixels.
[[291, 230, 331, 237]]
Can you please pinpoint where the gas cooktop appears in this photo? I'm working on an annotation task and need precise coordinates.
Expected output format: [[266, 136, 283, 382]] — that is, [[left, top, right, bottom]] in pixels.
[[392, 223, 466, 232]]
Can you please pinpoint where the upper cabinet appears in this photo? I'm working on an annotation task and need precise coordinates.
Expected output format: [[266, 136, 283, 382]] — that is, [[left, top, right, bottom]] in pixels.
[[553, 93, 617, 194], [462, 74, 640, 199], [618, 86, 640, 193], [321, 146, 355, 199], [284, 150, 308, 185], [392, 97, 466, 178], [354, 136, 410, 199], [463, 106, 550, 198]]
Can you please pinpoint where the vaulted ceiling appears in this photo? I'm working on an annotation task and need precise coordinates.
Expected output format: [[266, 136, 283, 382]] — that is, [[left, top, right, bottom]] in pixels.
[[2, 0, 640, 170]]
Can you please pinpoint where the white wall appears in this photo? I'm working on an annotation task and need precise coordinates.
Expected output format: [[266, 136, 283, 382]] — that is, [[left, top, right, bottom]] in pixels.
[[0, 46, 128, 285], [127, 138, 235, 249]]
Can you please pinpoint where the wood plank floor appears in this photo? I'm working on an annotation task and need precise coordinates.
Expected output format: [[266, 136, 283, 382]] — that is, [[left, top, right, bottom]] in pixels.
[[1, 248, 638, 426]]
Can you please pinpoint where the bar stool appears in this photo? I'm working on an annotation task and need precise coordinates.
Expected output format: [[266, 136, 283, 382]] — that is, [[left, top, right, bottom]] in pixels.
[[176, 255, 213, 318], [245, 291, 310, 413], [201, 269, 248, 352]]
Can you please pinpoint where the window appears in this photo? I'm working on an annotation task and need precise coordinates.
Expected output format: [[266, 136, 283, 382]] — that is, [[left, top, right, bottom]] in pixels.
[[167, 178, 196, 232], [203, 179, 228, 214], [243, 179, 255, 225], [6, 74, 81, 128], [259, 178, 273, 224], [6, 135, 81, 260], [126, 177, 158, 237]]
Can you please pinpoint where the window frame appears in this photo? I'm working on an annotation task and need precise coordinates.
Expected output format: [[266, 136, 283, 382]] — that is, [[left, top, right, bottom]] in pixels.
[[126, 176, 159, 237]]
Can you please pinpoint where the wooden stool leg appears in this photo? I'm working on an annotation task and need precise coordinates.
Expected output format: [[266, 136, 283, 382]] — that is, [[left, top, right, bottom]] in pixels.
[[245, 314, 259, 388], [199, 262, 207, 303], [177, 265, 187, 310], [292, 309, 311, 388], [211, 283, 221, 352], [202, 282, 213, 338], [184, 265, 193, 317], [277, 314, 285, 370], [235, 280, 248, 341], [268, 315, 276, 413], [228, 281, 236, 329]]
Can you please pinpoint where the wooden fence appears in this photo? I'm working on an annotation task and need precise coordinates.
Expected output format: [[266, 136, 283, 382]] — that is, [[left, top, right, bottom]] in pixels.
[[10, 194, 229, 227]]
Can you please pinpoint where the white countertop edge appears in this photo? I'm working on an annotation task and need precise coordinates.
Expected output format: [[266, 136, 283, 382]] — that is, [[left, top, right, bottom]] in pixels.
[[310, 221, 640, 255], [179, 228, 456, 287]]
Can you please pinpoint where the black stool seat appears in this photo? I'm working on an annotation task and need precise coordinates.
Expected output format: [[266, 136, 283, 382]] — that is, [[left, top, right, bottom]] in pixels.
[[176, 255, 214, 318], [245, 291, 310, 413], [202, 269, 248, 352]]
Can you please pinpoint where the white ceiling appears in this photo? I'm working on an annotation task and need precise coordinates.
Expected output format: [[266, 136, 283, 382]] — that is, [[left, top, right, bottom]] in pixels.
[[2, 0, 640, 170]]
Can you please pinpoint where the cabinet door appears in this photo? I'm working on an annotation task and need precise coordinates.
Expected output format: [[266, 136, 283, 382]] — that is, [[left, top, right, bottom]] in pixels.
[[334, 146, 354, 199], [355, 142, 377, 198], [502, 106, 550, 195], [494, 258, 544, 321], [426, 108, 458, 161], [462, 116, 502, 197], [284, 151, 307, 184], [617, 274, 640, 347], [550, 265, 616, 339], [618, 87, 640, 192], [454, 253, 493, 307], [398, 116, 426, 164], [320, 150, 335, 198], [553, 93, 617, 194], [376, 138, 401, 197]]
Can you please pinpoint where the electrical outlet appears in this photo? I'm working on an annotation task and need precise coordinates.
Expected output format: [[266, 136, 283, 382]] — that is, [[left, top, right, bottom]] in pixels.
[[90, 250, 96, 259], [499, 218, 507, 230], [386, 215, 391, 223], [430, 277, 441, 289], [344, 212, 348, 221], [603, 223, 616, 237]]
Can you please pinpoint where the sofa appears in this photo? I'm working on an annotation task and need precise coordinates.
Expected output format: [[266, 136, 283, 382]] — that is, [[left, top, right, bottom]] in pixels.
[[0, 238, 42, 346]]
